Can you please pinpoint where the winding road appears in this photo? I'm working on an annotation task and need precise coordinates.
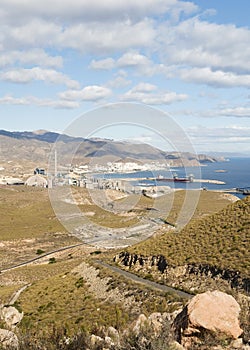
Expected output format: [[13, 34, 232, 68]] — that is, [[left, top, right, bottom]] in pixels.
[[96, 260, 192, 299], [0, 243, 192, 300]]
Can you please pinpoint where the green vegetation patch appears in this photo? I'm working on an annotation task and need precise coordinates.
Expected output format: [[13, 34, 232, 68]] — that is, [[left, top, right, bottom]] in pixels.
[[18, 272, 130, 334]]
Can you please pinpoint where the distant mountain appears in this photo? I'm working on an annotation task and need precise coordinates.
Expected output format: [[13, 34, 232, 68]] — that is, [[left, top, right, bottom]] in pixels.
[[0, 130, 224, 171], [0, 129, 84, 144]]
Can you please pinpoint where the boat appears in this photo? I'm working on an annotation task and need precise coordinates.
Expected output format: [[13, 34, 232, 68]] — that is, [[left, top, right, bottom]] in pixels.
[[156, 174, 194, 183]]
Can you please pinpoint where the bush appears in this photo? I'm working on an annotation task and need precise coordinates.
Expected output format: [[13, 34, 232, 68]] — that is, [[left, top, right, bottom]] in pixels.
[[48, 257, 56, 264], [36, 249, 45, 255]]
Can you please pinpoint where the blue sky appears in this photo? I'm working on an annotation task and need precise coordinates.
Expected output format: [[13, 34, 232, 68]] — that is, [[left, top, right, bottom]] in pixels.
[[0, 0, 249, 154]]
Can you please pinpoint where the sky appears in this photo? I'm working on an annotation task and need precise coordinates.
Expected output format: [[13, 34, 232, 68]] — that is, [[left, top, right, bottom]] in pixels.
[[0, 0, 249, 154]]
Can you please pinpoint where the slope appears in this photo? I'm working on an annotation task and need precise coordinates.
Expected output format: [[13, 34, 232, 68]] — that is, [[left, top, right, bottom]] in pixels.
[[128, 195, 250, 276]]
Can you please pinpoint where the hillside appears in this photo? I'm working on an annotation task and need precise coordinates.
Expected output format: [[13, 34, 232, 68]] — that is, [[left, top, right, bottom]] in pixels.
[[0, 186, 249, 349], [123, 195, 250, 276]]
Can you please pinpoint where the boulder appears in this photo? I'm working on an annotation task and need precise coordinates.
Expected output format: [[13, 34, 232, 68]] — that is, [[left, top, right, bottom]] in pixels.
[[174, 290, 243, 344], [0, 329, 19, 349], [0, 306, 23, 328]]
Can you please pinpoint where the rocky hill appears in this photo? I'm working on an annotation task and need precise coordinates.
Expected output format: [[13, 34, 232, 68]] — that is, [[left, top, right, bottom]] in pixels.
[[0, 129, 222, 170], [114, 195, 250, 294]]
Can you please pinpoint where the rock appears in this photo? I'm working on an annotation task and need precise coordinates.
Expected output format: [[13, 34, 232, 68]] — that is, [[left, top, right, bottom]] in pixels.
[[148, 312, 163, 335], [132, 314, 148, 334], [231, 338, 243, 348], [0, 306, 23, 328], [90, 334, 103, 346], [174, 290, 243, 345], [104, 336, 114, 347], [0, 329, 19, 349], [107, 326, 120, 344], [132, 312, 167, 336]]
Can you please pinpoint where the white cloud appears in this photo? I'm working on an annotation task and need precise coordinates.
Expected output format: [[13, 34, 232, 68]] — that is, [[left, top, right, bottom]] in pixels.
[[160, 18, 250, 75], [90, 51, 176, 78], [0, 1, 196, 54], [131, 82, 157, 92], [0, 49, 63, 68], [59, 20, 156, 53], [117, 52, 151, 68], [59, 85, 112, 101], [217, 107, 250, 118], [1, 19, 61, 50], [195, 106, 250, 119], [0, 16, 156, 53], [121, 83, 188, 105], [0, 0, 198, 24], [174, 106, 250, 119], [125, 135, 154, 144], [89, 58, 115, 70], [180, 68, 250, 88], [0, 94, 79, 109], [0, 67, 80, 89], [188, 125, 250, 146], [0, 95, 29, 106]]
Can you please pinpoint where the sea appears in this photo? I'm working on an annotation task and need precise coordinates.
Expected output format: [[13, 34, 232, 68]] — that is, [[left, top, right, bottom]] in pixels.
[[95, 158, 250, 198]]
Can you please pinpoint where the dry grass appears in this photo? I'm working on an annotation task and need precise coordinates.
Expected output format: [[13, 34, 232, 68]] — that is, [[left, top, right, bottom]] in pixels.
[[0, 186, 65, 240], [132, 190, 236, 224], [0, 186, 81, 269], [72, 187, 139, 228], [0, 254, 183, 334], [128, 195, 250, 276]]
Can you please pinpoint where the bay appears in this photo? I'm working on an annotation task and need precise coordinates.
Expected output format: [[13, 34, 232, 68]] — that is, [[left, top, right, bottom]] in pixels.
[[95, 158, 250, 196]]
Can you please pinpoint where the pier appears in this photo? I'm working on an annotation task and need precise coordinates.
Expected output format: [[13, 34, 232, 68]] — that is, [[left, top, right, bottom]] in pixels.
[[209, 187, 250, 195]]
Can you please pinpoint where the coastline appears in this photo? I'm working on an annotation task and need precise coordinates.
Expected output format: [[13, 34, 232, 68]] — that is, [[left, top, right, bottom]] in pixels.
[[105, 177, 226, 185], [193, 179, 225, 185]]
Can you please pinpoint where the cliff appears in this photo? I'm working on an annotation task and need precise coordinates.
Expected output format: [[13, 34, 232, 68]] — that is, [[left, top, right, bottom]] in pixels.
[[114, 252, 250, 295]]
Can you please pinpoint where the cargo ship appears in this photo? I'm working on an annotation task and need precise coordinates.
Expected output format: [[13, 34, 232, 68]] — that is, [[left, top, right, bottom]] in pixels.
[[156, 174, 194, 183]]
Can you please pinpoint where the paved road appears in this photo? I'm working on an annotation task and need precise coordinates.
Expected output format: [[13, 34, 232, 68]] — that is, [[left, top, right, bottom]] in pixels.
[[96, 260, 192, 299], [0, 243, 192, 300], [0, 243, 85, 273]]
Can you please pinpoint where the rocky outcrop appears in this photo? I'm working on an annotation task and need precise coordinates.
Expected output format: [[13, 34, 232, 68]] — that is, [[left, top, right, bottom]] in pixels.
[[114, 252, 250, 295], [0, 306, 23, 328], [174, 291, 243, 348], [0, 329, 19, 349], [114, 252, 168, 272], [132, 312, 164, 336], [85, 308, 247, 350]]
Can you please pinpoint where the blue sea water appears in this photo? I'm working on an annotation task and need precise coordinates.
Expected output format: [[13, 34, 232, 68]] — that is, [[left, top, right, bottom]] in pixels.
[[96, 158, 250, 196]]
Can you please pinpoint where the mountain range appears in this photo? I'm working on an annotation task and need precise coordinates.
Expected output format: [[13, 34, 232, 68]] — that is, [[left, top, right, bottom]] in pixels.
[[0, 129, 223, 173]]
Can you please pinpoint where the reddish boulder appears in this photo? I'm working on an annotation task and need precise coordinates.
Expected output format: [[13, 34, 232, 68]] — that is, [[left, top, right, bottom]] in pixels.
[[174, 290, 243, 345]]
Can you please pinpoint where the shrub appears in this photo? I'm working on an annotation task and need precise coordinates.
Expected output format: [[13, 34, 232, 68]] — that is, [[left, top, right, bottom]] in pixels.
[[49, 257, 56, 264], [36, 249, 45, 255]]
